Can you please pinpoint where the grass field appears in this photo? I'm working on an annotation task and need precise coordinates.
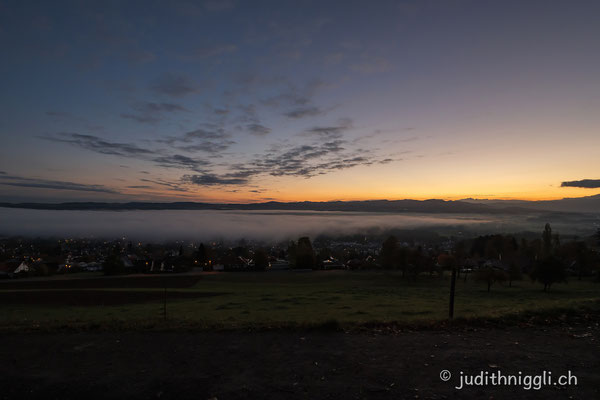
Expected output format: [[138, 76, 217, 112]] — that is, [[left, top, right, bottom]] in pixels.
[[1, 271, 599, 331]]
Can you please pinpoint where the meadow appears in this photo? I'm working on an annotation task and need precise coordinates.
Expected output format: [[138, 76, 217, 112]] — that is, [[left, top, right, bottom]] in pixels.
[[1, 271, 599, 331]]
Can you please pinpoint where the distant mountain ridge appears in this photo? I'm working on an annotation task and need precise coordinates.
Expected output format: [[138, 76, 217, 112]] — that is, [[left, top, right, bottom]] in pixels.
[[1, 194, 599, 214]]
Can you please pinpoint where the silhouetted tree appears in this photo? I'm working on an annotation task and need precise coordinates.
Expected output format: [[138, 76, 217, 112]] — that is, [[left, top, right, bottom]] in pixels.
[[507, 262, 522, 287], [542, 223, 553, 257], [475, 267, 507, 292], [287, 240, 297, 269], [195, 243, 207, 265], [253, 248, 269, 271], [380, 236, 398, 269], [295, 237, 316, 269], [396, 246, 409, 276], [103, 247, 125, 275], [437, 254, 456, 270], [560, 240, 592, 280], [532, 224, 567, 291], [531, 255, 567, 291]]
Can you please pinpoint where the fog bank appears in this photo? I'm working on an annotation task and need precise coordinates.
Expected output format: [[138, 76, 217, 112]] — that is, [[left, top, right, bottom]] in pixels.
[[0, 208, 597, 241]]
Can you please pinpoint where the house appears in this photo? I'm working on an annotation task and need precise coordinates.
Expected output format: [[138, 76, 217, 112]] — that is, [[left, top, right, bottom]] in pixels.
[[13, 261, 30, 275], [270, 259, 290, 270], [212, 263, 225, 271]]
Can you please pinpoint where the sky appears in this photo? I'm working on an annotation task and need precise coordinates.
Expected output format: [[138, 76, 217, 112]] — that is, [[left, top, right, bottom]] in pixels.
[[1, 0, 599, 203]]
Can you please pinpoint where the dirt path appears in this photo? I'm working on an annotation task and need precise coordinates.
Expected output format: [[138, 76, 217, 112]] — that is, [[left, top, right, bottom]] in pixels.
[[1, 324, 598, 399]]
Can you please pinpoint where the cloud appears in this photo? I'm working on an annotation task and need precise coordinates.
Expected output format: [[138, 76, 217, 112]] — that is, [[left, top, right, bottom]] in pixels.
[[120, 102, 187, 124], [42, 133, 212, 172], [160, 126, 235, 153], [302, 118, 353, 139], [284, 106, 326, 119], [561, 179, 600, 189], [120, 113, 162, 124], [213, 108, 229, 115], [226, 133, 394, 179], [151, 73, 199, 97], [152, 154, 210, 172], [0, 175, 118, 193], [182, 173, 248, 186], [261, 80, 326, 109], [133, 102, 188, 113], [140, 177, 188, 192], [43, 133, 155, 157], [246, 123, 271, 136], [234, 103, 259, 124], [127, 185, 153, 189]]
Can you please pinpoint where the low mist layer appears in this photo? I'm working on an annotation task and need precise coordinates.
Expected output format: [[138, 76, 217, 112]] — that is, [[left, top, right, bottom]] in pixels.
[[1, 208, 597, 241]]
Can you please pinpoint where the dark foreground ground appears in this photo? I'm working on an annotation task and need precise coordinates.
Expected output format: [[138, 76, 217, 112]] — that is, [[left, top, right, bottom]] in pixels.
[[1, 322, 598, 400]]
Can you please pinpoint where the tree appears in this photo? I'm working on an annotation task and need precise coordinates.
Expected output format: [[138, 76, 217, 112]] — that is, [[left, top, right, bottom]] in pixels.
[[475, 267, 507, 292], [287, 240, 297, 269], [532, 224, 567, 291], [531, 255, 567, 291], [195, 243, 207, 265], [542, 223, 553, 257], [437, 254, 456, 270], [396, 246, 409, 277], [295, 237, 316, 269], [103, 247, 125, 275], [253, 248, 269, 271], [559, 240, 592, 280], [507, 262, 522, 287], [380, 236, 398, 269]]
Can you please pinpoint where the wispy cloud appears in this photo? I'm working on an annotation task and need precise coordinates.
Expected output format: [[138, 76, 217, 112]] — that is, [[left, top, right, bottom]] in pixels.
[[120, 113, 162, 124], [151, 73, 199, 97], [0, 175, 118, 193], [160, 126, 235, 153], [140, 177, 188, 192], [284, 106, 326, 119], [182, 173, 248, 186], [43, 133, 154, 156], [246, 123, 271, 136], [120, 101, 187, 124], [42, 132, 212, 172], [302, 118, 353, 140], [127, 185, 153, 189], [152, 154, 210, 172]]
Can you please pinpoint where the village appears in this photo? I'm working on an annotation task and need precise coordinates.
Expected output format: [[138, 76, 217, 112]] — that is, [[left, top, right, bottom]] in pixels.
[[2, 225, 599, 288]]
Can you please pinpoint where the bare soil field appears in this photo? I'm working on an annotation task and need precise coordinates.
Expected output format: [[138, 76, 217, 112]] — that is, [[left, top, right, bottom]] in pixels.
[[1, 322, 598, 400]]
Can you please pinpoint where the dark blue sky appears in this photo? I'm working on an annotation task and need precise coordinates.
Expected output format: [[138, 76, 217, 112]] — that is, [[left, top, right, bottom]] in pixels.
[[1, 0, 599, 202]]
